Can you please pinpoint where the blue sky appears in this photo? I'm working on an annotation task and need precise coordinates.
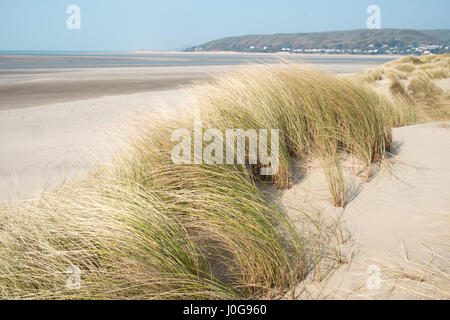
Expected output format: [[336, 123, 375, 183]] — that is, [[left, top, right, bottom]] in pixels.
[[0, 0, 449, 51]]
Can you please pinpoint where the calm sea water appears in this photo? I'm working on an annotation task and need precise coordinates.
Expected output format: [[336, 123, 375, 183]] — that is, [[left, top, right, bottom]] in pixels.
[[0, 51, 396, 70]]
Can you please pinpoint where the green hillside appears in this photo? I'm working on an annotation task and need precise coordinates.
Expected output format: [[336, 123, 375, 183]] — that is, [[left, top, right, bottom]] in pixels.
[[187, 29, 450, 55]]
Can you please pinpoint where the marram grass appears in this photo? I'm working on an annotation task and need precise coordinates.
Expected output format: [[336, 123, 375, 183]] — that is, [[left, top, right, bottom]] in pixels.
[[352, 53, 450, 125], [0, 63, 397, 299], [194, 64, 393, 187], [0, 171, 304, 299]]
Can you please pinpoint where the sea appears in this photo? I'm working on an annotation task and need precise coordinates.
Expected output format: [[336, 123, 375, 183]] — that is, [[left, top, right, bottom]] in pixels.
[[0, 51, 397, 70]]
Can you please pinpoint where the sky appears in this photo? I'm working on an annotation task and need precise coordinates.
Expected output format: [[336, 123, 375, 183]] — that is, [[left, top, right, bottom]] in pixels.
[[0, 0, 449, 51]]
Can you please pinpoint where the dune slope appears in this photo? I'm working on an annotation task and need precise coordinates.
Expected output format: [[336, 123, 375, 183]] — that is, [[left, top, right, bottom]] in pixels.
[[281, 122, 450, 299]]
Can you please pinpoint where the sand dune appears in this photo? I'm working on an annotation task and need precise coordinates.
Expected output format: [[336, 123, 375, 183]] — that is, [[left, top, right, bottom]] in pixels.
[[0, 63, 384, 201], [279, 122, 450, 299], [0, 61, 448, 299]]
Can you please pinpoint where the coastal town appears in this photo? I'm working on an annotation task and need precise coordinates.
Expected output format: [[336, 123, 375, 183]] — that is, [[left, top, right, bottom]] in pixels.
[[277, 43, 449, 55], [189, 42, 450, 55]]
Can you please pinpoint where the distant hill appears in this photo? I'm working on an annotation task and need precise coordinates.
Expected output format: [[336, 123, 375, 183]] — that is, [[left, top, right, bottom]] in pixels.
[[187, 29, 450, 55]]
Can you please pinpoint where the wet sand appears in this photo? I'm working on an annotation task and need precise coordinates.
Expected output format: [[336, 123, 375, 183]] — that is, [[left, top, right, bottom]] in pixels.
[[0, 66, 238, 110]]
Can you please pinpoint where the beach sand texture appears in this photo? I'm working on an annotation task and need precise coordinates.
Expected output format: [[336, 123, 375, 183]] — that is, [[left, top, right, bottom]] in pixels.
[[0, 57, 448, 299], [278, 122, 450, 299]]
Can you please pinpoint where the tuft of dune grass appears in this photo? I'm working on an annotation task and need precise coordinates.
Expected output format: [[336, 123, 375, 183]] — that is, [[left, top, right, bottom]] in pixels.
[[0, 63, 396, 299], [384, 67, 408, 80], [0, 179, 241, 299], [352, 53, 450, 125], [194, 64, 393, 187], [408, 70, 444, 100], [0, 166, 305, 299], [354, 67, 383, 83], [393, 63, 416, 73], [388, 72, 409, 97], [356, 53, 450, 83]]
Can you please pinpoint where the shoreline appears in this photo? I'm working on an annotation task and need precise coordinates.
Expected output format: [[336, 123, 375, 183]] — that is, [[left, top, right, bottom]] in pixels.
[[131, 50, 404, 59], [0, 61, 386, 111], [0, 65, 239, 110]]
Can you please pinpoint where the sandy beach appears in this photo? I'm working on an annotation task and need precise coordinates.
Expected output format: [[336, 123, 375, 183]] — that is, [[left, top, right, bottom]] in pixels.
[[0, 58, 386, 200], [0, 63, 241, 199], [0, 54, 449, 300], [0, 89, 190, 200], [0, 65, 239, 110], [2, 0, 450, 303]]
